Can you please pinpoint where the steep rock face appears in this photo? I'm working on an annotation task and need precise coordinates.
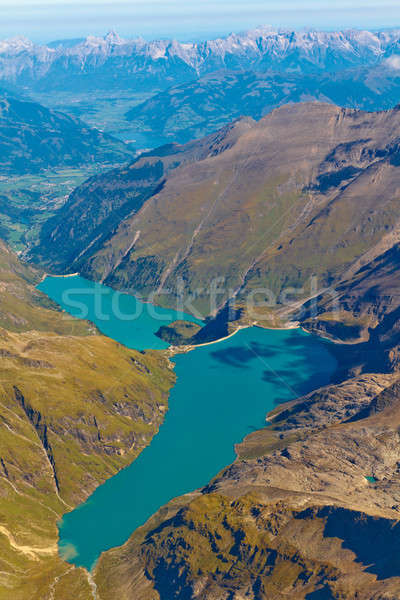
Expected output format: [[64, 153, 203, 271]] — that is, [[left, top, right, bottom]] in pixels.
[[0, 241, 175, 599], [299, 242, 400, 374], [32, 103, 400, 318]]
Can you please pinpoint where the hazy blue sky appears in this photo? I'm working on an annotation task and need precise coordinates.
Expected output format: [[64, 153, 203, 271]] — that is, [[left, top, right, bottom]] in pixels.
[[1, 0, 400, 42]]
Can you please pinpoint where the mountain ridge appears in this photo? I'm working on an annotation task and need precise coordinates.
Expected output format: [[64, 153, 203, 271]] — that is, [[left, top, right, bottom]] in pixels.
[[125, 66, 400, 144], [30, 102, 400, 320], [2, 27, 400, 92]]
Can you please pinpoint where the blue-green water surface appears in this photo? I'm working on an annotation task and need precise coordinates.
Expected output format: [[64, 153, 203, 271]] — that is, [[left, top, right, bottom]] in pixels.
[[38, 275, 203, 350], [38, 275, 337, 570]]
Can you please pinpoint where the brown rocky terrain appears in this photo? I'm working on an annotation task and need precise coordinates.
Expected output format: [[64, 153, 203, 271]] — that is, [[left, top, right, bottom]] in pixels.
[[31, 103, 400, 320]]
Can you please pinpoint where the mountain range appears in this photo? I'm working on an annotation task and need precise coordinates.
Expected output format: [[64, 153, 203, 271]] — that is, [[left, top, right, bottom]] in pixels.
[[2, 28, 400, 93], [5, 96, 400, 597], [5, 24, 400, 600], [31, 103, 400, 599], [3, 28, 400, 156]]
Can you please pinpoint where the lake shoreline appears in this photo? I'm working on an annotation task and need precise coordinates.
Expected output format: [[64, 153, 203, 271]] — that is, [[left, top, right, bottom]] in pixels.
[[38, 274, 338, 572], [39, 272, 79, 283], [167, 321, 302, 355]]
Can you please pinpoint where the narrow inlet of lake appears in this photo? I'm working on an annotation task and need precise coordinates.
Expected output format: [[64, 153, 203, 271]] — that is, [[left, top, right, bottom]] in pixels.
[[38, 275, 337, 570]]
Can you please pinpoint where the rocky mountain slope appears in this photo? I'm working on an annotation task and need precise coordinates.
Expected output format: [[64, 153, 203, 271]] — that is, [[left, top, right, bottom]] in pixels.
[[0, 240, 175, 599], [31, 103, 400, 319], [0, 89, 132, 174], [94, 370, 400, 599], [2, 28, 400, 93]]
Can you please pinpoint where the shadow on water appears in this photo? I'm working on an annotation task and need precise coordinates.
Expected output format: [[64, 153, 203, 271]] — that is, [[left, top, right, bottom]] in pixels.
[[210, 345, 252, 368], [210, 335, 334, 403], [262, 366, 333, 400], [210, 342, 277, 368]]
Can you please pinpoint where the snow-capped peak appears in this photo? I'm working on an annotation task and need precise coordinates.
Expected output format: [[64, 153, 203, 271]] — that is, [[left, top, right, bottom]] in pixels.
[[0, 36, 34, 55], [104, 30, 124, 45], [1, 27, 400, 87]]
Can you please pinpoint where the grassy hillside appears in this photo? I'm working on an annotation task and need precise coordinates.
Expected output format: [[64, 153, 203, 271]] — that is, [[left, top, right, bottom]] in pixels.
[[0, 241, 175, 599], [0, 239, 91, 334]]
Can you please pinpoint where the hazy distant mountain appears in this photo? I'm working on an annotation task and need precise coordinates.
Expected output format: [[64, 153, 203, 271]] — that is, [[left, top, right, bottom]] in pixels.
[[0, 89, 132, 174], [2, 28, 400, 92], [126, 65, 400, 144]]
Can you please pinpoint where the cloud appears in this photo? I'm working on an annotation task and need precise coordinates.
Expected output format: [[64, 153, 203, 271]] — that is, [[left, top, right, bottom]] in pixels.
[[385, 55, 400, 70]]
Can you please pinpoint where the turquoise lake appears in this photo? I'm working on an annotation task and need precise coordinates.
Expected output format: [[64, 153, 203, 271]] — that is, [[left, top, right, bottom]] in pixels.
[[38, 275, 337, 571], [38, 275, 203, 350]]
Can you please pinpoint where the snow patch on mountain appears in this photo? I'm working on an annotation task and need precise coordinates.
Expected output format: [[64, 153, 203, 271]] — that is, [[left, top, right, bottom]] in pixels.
[[1, 27, 400, 90], [385, 55, 400, 70]]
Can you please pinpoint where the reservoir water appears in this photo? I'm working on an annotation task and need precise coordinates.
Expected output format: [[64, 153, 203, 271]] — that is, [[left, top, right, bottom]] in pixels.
[[38, 275, 337, 571], [38, 275, 203, 350]]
